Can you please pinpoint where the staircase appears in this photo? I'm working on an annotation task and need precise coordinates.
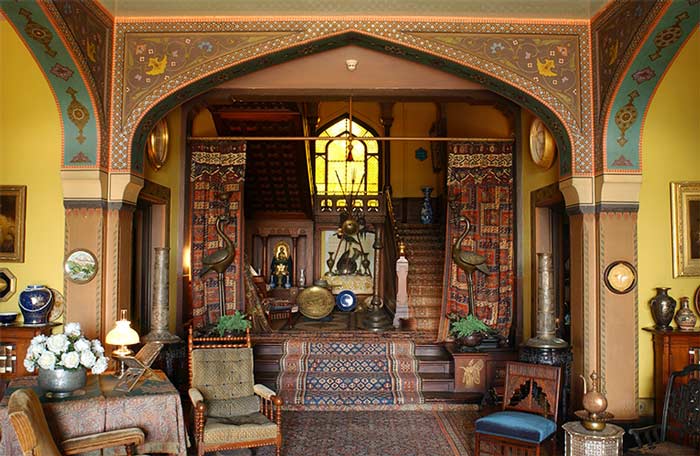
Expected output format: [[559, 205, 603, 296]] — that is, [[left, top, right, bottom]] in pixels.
[[398, 223, 446, 334], [254, 341, 481, 404]]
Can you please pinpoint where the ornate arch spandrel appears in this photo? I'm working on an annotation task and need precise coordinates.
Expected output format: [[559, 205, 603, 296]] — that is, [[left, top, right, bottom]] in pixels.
[[602, 2, 699, 174], [107, 19, 591, 178], [1, 1, 103, 169]]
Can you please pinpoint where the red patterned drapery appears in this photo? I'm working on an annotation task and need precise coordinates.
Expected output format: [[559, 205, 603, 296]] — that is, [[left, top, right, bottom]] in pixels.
[[189, 140, 246, 328], [439, 141, 514, 340]]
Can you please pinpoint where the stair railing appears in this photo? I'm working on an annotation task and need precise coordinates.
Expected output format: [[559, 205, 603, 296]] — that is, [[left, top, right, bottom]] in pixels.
[[383, 187, 409, 325]]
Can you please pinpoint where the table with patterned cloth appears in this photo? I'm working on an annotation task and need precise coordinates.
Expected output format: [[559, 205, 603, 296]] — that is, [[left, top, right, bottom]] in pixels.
[[0, 371, 188, 455]]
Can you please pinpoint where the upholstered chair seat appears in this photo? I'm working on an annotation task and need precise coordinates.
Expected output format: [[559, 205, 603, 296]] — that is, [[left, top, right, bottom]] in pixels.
[[475, 362, 561, 456], [188, 326, 283, 456], [476, 410, 557, 444]]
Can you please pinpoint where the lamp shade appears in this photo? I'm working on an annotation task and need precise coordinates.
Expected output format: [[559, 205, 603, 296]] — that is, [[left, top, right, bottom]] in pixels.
[[106, 318, 140, 347]]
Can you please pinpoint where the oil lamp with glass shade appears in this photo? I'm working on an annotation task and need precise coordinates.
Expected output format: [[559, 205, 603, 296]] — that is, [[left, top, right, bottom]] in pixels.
[[106, 309, 140, 377]]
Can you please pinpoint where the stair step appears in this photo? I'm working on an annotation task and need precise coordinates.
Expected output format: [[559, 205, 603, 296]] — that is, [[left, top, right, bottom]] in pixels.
[[420, 373, 454, 392], [408, 298, 442, 308], [415, 344, 449, 357], [423, 391, 483, 403], [410, 307, 442, 319], [414, 317, 441, 332], [418, 358, 453, 375]]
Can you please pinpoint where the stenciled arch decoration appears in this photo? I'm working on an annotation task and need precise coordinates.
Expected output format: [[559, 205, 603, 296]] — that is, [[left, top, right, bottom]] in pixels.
[[0, 1, 101, 168], [112, 23, 585, 178], [604, 1, 699, 172]]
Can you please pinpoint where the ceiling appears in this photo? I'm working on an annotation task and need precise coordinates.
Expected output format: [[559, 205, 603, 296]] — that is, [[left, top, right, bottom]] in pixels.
[[98, 0, 610, 20]]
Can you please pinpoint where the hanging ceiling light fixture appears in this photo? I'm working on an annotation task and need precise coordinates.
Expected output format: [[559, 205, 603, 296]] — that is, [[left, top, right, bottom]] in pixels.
[[345, 97, 354, 161]]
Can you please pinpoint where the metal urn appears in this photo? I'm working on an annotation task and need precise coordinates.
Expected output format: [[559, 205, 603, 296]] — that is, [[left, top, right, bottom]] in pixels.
[[525, 253, 567, 348], [143, 247, 180, 343]]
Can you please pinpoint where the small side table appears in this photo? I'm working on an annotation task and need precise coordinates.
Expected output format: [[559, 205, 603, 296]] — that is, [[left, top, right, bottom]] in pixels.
[[562, 421, 623, 456]]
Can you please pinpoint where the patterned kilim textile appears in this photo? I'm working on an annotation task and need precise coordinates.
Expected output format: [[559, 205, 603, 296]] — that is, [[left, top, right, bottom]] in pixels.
[[190, 140, 246, 328], [441, 141, 514, 339], [277, 340, 423, 409]]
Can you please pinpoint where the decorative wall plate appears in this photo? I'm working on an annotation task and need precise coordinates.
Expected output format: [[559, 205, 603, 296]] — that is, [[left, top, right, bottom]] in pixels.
[[336, 290, 357, 312], [603, 260, 637, 294], [529, 118, 556, 169], [64, 249, 98, 284], [297, 284, 334, 319], [0, 268, 16, 302], [49, 288, 65, 322], [147, 118, 169, 171], [694, 284, 700, 319]]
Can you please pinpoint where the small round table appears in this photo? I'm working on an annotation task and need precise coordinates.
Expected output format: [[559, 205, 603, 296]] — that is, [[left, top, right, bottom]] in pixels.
[[562, 421, 624, 456]]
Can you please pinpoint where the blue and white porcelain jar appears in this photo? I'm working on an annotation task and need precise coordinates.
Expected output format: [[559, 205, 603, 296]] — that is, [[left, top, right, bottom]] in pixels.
[[420, 186, 434, 224], [18, 285, 53, 325]]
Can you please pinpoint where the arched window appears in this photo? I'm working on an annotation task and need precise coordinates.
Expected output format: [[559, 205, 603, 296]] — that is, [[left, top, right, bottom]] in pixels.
[[314, 116, 379, 196]]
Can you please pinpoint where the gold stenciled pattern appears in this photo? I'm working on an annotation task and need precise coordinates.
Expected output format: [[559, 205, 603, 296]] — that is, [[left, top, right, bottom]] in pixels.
[[123, 32, 290, 115], [416, 33, 580, 121]]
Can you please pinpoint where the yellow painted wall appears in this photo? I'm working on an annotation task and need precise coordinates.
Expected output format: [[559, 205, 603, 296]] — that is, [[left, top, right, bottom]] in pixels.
[[519, 110, 560, 341], [143, 108, 184, 333], [0, 20, 65, 316], [637, 31, 700, 399]]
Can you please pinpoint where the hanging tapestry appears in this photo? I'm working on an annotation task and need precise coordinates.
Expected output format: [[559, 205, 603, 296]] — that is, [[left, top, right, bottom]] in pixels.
[[190, 140, 246, 328], [440, 141, 514, 340]]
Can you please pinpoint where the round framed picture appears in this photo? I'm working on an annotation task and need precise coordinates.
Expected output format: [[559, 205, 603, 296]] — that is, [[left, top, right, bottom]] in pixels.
[[64, 249, 98, 284], [694, 285, 700, 319], [529, 118, 556, 169], [603, 260, 637, 294]]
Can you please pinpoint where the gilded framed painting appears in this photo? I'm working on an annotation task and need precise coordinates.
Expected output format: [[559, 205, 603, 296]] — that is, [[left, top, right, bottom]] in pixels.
[[671, 182, 700, 277], [0, 185, 26, 262]]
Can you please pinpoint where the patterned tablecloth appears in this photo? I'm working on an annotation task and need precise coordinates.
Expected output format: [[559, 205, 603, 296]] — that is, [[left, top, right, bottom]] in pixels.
[[0, 371, 188, 455]]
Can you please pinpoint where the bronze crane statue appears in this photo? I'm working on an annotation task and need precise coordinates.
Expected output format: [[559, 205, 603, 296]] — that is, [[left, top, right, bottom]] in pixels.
[[451, 216, 489, 315], [200, 215, 236, 319]]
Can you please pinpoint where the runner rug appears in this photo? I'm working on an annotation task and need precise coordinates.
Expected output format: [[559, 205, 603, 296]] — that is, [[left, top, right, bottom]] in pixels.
[[277, 339, 424, 409]]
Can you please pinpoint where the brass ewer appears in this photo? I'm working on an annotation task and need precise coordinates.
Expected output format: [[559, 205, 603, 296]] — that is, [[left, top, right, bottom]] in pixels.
[[576, 371, 613, 431]]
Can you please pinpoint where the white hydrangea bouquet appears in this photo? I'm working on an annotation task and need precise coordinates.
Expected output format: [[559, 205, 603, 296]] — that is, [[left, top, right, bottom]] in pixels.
[[24, 322, 110, 375]]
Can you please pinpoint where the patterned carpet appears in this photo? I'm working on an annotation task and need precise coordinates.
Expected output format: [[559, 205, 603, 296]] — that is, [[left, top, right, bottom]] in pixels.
[[277, 340, 423, 409], [217, 410, 478, 456]]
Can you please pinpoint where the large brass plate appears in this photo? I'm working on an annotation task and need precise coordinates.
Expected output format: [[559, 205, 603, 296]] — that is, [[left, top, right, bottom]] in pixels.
[[297, 285, 335, 319]]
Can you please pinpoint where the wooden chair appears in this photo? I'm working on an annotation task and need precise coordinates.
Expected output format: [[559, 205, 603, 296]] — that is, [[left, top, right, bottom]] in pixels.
[[8, 388, 144, 455], [627, 363, 700, 455], [475, 361, 561, 456], [188, 326, 283, 456]]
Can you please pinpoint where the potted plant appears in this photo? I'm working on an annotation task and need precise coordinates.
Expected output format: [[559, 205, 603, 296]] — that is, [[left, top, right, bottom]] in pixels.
[[215, 310, 251, 336], [448, 313, 494, 350]]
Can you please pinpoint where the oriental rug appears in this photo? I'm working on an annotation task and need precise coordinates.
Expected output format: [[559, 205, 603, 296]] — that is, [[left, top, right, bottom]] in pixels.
[[441, 140, 515, 340], [277, 339, 423, 410], [219, 410, 478, 456]]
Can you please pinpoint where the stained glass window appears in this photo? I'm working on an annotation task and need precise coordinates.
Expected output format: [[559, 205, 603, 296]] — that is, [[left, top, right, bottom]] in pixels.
[[314, 117, 379, 195]]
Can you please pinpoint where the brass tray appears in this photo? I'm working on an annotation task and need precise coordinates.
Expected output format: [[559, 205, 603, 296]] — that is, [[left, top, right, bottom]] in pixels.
[[297, 285, 334, 320]]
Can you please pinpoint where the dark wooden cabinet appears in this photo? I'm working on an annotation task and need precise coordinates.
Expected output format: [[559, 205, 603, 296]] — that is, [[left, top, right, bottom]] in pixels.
[[644, 327, 700, 419], [0, 323, 59, 379]]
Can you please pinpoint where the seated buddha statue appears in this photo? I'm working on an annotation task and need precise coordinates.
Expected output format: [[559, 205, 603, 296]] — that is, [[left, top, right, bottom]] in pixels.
[[269, 244, 293, 289]]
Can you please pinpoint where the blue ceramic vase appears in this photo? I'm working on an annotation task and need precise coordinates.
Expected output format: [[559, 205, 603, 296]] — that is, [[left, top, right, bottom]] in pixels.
[[420, 186, 434, 224], [19, 285, 53, 325]]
